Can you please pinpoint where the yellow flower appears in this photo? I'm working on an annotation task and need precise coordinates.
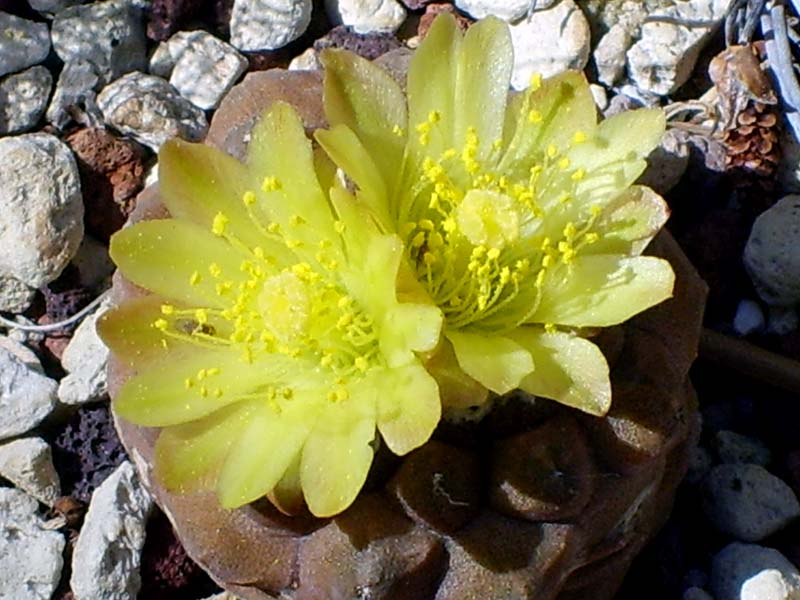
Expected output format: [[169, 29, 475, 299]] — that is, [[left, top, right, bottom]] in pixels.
[[316, 14, 675, 416], [99, 102, 442, 517]]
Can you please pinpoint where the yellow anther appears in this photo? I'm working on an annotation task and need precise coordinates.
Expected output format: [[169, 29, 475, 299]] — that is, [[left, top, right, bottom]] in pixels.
[[573, 130, 587, 144], [199, 386, 209, 398], [391, 124, 405, 137], [267, 222, 281, 234], [154, 318, 168, 331], [540, 237, 551, 251], [428, 110, 441, 123], [320, 354, 333, 367], [584, 232, 599, 244], [197, 368, 207, 380], [442, 148, 457, 160], [184, 378, 193, 389], [528, 109, 543, 124], [211, 212, 229, 236], [411, 231, 427, 248], [214, 388, 223, 398], [290, 214, 305, 227], [337, 296, 352, 309], [207, 367, 220, 376], [354, 356, 368, 372], [544, 323, 557, 333], [419, 219, 435, 231], [334, 220, 346, 234], [195, 309, 208, 324], [243, 191, 256, 206], [442, 218, 456, 233], [286, 239, 303, 249], [530, 72, 543, 91], [208, 263, 222, 278], [563, 222, 577, 239], [542, 254, 553, 268], [487, 248, 500, 260], [189, 271, 201, 286], [546, 144, 558, 158], [571, 168, 586, 181], [590, 205, 603, 217], [535, 270, 546, 287], [492, 139, 503, 150], [253, 247, 265, 260], [262, 176, 282, 192], [558, 157, 571, 170], [160, 304, 175, 315]]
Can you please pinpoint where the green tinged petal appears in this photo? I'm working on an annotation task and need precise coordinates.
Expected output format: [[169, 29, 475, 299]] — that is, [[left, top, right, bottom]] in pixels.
[[512, 329, 611, 416], [114, 350, 295, 426], [217, 398, 313, 509], [321, 48, 407, 192], [446, 329, 533, 394], [110, 219, 246, 308], [588, 186, 670, 256], [380, 303, 442, 367], [315, 125, 392, 229], [301, 398, 376, 517], [154, 400, 258, 493], [373, 364, 441, 455], [533, 255, 675, 327]]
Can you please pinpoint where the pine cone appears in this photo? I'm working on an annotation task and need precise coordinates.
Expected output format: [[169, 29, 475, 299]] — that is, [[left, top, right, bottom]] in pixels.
[[723, 101, 781, 178]]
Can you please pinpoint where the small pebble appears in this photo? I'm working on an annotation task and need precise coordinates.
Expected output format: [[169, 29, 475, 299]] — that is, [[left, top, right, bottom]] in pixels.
[[0, 488, 65, 600], [508, 0, 590, 90], [713, 430, 771, 467], [744, 195, 800, 306], [51, 0, 148, 85], [711, 542, 800, 600], [0, 275, 36, 314], [97, 71, 208, 151], [28, 0, 84, 12], [229, 0, 313, 52], [733, 299, 765, 336], [45, 60, 105, 129], [70, 461, 153, 600], [0, 66, 52, 135], [0, 133, 84, 288], [0, 347, 57, 441], [58, 299, 111, 405], [0, 12, 50, 78], [455, 0, 546, 21], [168, 31, 248, 110], [703, 464, 800, 542], [0, 335, 42, 372], [288, 47, 321, 71], [0, 437, 61, 506], [326, 0, 407, 34]]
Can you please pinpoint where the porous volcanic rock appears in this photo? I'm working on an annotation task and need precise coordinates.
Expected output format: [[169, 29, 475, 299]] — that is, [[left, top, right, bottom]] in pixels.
[[109, 68, 708, 600]]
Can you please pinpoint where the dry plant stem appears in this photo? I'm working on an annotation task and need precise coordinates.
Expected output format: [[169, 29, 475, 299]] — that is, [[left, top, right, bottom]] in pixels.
[[0, 290, 110, 333], [700, 327, 800, 395]]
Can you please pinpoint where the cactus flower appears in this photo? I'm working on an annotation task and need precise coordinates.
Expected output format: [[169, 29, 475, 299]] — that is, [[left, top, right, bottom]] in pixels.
[[99, 102, 443, 517], [316, 14, 675, 416]]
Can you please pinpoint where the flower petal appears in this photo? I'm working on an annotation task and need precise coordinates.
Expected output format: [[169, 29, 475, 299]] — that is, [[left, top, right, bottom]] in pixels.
[[247, 101, 336, 243], [110, 219, 247, 308], [268, 452, 304, 515], [315, 125, 391, 229], [446, 329, 533, 394], [217, 397, 313, 509], [158, 140, 266, 250], [300, 397, 376, 517], [114, 349, 296, 426], [512, 329, 611, 416], [154, 400, 258, 493], [373, 364, 440, 455], [320, 48, 407, 191], [453, 16, 513, 159], [380, 302, 442, 367], [533, 255, 675, 327], [587, 185, 670, 256]]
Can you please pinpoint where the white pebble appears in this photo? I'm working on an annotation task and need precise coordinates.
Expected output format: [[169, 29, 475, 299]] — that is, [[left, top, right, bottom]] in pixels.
[[230, 0, 313, 52], [733, 299, 765, 336]]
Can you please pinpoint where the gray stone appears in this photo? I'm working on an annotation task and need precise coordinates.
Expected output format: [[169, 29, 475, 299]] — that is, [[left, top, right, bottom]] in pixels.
[[288, 47, 321, 71], [703, 464, 800, 542], [767, 306, 798, 335], [58, 300, 111, 405], [0, 133, 84, 288], [326, 0, 407, 34], [0, 276, 36, 313], [0, 12, 50, 78], [230, 0, 312, 52], [0, 335, 42, 373], [0, 437, 60, 506], [455, 0, 542, 21], [167, 31, 248, 110], [744, 195, 800, 307], [711, 543, 800, 600], [97, 71, 208, 152], [148, 30, 205, 79], [0, 488, 64, 599], [626, 0, 733, 95], [0, 347, 57, 440], [733, 299, 765, 336], [683, 587, 714, 600], [70, 461, 153, 600], [713, 431, 771, 467], [508, 0, 590, 90], [0, 66, 52, 135], [595, 23, 634, 86], [46, 60, 104, 129], [51, 0, 147, 86], [29, 0, 85, 13]]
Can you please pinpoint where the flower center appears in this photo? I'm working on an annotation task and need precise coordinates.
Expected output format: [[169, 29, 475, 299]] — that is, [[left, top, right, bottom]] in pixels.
[[455, 189, 520, 249]]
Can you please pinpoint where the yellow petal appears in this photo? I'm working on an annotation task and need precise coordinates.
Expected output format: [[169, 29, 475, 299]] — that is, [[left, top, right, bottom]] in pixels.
[[114, 350, 295, 426], [380, 302, 442, 367], [587, 185, 670, 256], [533, 255, 675, 327], [512, 328, 611, 416], [373, 364, 441, 455], [267, 452, 304, 515], [217, 397, 313, 509], [300, 397, 376, 517], [154, 400, 258, 493], [446, 329, 533, 394], [110, 219, 247, 308], [320, 48, 407, 191]]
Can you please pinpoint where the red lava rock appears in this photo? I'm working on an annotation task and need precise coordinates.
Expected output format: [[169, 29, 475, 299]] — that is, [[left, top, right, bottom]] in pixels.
[[314, 25, 402, 60], [139, 509, 221, 600], [490, 415, 594, 521], [65, 127, 146, 242], [419, 4, 471, 38]]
